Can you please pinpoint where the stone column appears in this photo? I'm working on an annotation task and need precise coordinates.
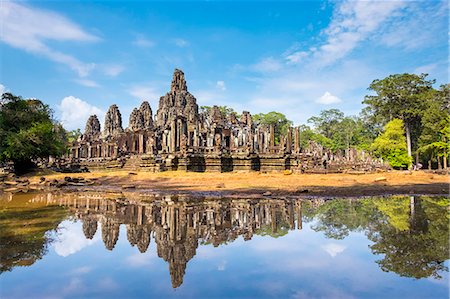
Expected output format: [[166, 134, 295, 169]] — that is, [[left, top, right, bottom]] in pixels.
[[269, 124, 275, 150], [296, 201, 302, 230], [294, 127, 299, 153], [286, 127, 292, 153], [139, 134, 144, 154], [170, 120, 176, 153], [194, 128, 199, 147]]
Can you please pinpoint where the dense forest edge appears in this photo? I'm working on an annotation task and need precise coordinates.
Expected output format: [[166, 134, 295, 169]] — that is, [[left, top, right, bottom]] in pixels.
[[1, 73, 448, 173]]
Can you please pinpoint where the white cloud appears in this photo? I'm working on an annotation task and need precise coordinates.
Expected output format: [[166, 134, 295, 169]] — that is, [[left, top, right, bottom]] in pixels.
[[0, 2, 98, 77], [0, 83, 7, 95], [126, 252, 155, 267], [252, 57, 283, 72], [414, 63, 438, 75], [133, 37, 155, 48], [58, 96, 104, 131], [321, 243, 346, 257], [172, 38, 189, 47], [54, 221, 99, 257], [97, 277, 119, 290], [216, 80, 226, 91], [74, 79, 99, 88], [193, 89, 229, 107], [70, 266, 93, 275], [316, 91, 342, 105], [217, 260, 227, 271], [378, 1, 447, 51], [128, 84, 160, 101], [284, 51, 308, 64], [314, 1, 405, 66], [102, 64, 125, 77], [284, 1, 405, 67]]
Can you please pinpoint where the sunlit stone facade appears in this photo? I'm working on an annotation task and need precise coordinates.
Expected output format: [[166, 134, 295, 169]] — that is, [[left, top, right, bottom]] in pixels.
[[67, 69, 383, 173]]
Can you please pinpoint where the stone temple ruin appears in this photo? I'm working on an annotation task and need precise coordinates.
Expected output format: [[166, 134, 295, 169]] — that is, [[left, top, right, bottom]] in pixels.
[[67, 69, 384, 173]]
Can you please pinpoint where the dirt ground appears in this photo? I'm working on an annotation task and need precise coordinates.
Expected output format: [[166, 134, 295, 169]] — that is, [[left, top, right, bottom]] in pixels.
[[26, 170, 449, 197]]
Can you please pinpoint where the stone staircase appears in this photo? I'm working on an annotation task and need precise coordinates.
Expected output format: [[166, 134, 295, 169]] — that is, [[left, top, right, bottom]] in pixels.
[[122, 155, 165, 172], [122, 156, 142, 171]]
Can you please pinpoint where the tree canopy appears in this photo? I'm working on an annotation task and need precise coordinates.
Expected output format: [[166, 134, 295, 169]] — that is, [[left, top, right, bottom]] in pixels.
[[371, 119, 411, 169], [253, 111, 293, 143], [363, 73, 435, 159], [0, 93, 67, 170]]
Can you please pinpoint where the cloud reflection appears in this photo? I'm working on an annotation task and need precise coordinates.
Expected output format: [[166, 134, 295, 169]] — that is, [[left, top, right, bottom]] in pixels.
[[54, 221, 99, 257], [321, 243, 346, 257]]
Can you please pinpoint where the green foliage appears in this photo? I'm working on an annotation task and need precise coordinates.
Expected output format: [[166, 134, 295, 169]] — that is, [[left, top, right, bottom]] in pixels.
[[297, 125, 316, 150], [200, 105, 238, 118], [0, 196, 68, 273], [297, 124, 333, 150], [306, 109, 374, 152], [307, 109, 344, 139], [254, 223, 289, 238], [0, 93, 67, 167], [363, 73, 435, 156], [418, 84, 450, 165], [253, 111, 293, 143], [369, 197, 449, 279], [371, 119, 411, 169], [67, 129, 82, 143], [308, 195, 449, 279]]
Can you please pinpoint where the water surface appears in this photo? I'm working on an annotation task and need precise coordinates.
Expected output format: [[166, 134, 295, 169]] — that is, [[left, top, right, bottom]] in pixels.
[[0, 192, 448, 298]]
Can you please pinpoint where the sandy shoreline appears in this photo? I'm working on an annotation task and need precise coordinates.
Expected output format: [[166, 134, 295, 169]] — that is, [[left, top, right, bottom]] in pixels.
[[12, 170, 448, 198]]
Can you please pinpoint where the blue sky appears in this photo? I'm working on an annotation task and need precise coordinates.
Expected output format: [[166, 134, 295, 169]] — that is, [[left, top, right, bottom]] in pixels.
[[0, 0, 448, 130]]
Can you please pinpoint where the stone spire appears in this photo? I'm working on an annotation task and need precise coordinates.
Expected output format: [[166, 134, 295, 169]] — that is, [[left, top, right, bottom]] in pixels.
[[156, 69, 199, 128], [129, 108, 144, 131], [82, 218, 98, 240], [139, 101, 153, 129], [84, 115, 101, 137], [240, 111, 252, 127], [104, 104, 123, 137], [170, 69, 187, 92]]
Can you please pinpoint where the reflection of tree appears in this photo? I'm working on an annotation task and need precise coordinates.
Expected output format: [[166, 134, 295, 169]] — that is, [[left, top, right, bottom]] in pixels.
[[309, 196, 449, 279], [0, 197, 67, 273], [255, 223, 289, 238], [310, 199, 379, 239], [368, 197, 449, 279]]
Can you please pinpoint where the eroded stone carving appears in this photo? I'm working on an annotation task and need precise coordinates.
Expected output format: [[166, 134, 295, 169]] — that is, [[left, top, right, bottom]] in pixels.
[[84, 115, 101, 138], [129, 108, 144, 131], [104, 104, 123, 137], [67, 68, 386, 173]]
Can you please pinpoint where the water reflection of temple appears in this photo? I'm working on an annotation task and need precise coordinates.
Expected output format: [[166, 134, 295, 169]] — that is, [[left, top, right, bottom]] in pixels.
[[32, 193, 311, 288]]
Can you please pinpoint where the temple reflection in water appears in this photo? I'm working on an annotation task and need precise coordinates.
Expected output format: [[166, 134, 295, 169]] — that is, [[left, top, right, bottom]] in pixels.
[[31, 193, 312, 288]]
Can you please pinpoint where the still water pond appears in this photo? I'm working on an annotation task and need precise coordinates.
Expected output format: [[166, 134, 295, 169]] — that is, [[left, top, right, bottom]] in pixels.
[[0, 192, 448, 299]]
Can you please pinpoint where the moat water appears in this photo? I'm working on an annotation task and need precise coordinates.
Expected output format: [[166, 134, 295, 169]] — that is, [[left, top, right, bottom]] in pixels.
[[0, 192, 448, 299]]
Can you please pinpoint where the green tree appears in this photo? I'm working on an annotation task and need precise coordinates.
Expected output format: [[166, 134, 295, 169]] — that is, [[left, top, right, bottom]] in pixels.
[[0, 93, 67, 170], [67, 129, 82, 143], [371, 119, 411, 169], [307, 109, 344, 139], [253, 111, 293, 143], [297, 125, 315, 150], [200, 105, 238, 118], [418, 84, 450, 169], [362, 73, 435, 160]]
